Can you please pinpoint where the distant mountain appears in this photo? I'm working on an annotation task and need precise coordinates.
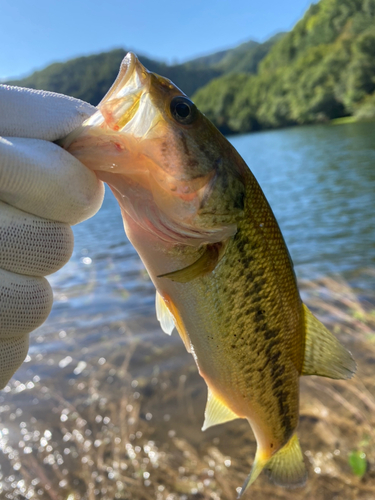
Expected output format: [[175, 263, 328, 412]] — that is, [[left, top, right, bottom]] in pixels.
[[193, 0, 375, 133], [6, 35, 281, 105], [182, 40, 260, 70], [13, 0, 375, 137], [6, 49, 220, 104], [209, 34, 286, 74]]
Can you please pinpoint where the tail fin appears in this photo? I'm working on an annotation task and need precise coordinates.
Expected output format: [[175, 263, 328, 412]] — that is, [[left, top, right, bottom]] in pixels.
[[237, 448, 268, 498], [264, 434, 307, 488], [238, 434, 307, 497]]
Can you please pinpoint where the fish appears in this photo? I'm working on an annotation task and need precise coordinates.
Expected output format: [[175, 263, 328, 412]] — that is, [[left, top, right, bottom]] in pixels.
[[62, 53, 356, 496]]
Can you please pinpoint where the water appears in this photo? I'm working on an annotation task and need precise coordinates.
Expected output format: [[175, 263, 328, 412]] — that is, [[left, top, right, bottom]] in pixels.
[[232, 122, 375, 280], [45, 121, 375, 331], [34, 120, 375, 365], [1, 122, 375, 500]]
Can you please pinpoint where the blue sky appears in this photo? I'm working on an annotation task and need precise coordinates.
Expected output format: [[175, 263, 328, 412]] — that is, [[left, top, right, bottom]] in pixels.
[[1, 0, 315, 80]]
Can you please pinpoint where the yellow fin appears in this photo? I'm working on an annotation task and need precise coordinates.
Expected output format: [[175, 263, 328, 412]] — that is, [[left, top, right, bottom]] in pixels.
[[238, 434, 306, 497], [264, 434, 307, 488], [162, 294, 192, 353], [155, 291, 175, 335], [158, 243, 224, 283], [202, 389, 239, 431], [301, 304, 356, 379], [238, 447, 269, 496]]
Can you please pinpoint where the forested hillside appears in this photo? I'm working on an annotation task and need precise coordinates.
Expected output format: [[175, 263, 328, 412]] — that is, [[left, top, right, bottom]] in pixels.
[[194, 0, 375, 133], [7, 0, 375, 133], [7, 49, 220, 105], [7, 37, 279, 105]]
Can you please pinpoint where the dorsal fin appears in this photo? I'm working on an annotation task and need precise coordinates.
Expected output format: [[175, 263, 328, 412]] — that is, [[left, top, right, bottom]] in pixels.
[[301, 303, 356, 379], [155, 291, 175, 335], [202, 388, 239, 431]]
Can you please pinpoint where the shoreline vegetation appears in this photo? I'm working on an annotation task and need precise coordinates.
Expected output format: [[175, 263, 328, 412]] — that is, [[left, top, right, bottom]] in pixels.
[[7, 0, 375, 136], [1, 270, 375, 500]]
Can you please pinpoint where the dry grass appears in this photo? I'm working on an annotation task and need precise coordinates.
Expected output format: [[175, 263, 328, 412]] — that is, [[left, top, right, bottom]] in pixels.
[[0, 271, 374, 500]]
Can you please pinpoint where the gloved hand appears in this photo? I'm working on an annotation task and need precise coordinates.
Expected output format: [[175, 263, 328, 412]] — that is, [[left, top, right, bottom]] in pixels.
[[0, 85, 105, 388]]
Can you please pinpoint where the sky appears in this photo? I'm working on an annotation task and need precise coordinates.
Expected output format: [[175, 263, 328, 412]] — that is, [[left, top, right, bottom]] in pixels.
[[1, 0, 315, 80]]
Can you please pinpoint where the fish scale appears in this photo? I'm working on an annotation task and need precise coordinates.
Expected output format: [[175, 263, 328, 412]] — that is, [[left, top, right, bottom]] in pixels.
[[186, 170, 302, 445], [63, 52, 356, 496]]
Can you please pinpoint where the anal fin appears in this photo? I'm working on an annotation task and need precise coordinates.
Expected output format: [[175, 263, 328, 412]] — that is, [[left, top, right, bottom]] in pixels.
[[158, 242, 225, 283], [202, 388, 239, 431], [301, 304, 356, 379], [155, 291, 175, 335]]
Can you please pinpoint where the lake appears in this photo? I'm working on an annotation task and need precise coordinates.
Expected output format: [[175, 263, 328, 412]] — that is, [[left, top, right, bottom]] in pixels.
[[53, 120, 375, 312], [1, 122, 374, 500]]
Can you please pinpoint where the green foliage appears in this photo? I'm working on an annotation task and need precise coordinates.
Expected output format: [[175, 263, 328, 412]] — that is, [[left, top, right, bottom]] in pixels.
[[344, 27, 375, 105], [194, 74, 253, 133], [354, 91, 375, 119], [7, 0, 375, 133], [348, 450, 367, 477], [193, 0, 375, 133]]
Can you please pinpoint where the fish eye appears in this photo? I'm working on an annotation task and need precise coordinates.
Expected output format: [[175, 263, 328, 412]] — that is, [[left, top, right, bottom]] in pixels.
[[170, 96, 197, 125]]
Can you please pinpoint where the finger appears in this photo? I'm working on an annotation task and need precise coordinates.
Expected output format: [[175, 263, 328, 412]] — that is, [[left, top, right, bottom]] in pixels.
[[0, 336, 29, 389], [0, 268, 53, 338], [0, 137, 104, 225], [0, 201, 74, 276], [0, 85, 96, 141]]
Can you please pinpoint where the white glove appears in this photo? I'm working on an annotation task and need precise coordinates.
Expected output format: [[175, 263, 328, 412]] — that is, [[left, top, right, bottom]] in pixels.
[[0, 85, 105, 388]]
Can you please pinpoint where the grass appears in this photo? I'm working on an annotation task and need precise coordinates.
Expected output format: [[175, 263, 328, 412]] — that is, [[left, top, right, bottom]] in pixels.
[[0, 271, 374, 500], [330, 116, 358, 125]]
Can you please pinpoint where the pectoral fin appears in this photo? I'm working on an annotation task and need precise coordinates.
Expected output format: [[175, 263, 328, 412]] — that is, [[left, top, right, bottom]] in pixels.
[[301, 303, 356, 379], [157, 293, 192, 352], [202, 388, 239, 431], [155, 291, 175, 335], [158, 242, 225, 283]]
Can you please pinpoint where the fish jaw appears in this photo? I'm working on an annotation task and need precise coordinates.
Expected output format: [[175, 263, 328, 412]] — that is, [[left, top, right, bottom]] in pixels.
[[62, 53, 156, 175], [64, 52, 210, 181], [63, 52, 246, 246]]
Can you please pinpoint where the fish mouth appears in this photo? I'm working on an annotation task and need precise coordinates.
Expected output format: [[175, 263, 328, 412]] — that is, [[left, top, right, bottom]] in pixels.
[[97, 52, 153, 134], [61, 53, 153, 150], [100, 52, 150, 108], [62, 52, 182, 177]]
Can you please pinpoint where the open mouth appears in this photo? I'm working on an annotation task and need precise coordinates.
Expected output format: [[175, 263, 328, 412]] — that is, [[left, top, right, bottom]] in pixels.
[[60, 53, 151, 150], [100, 52, 149, 105], [96, 52, 151, 133]]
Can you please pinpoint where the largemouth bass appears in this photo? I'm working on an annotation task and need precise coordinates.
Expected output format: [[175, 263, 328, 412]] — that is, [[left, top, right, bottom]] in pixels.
[[62, 53, 356, 495]]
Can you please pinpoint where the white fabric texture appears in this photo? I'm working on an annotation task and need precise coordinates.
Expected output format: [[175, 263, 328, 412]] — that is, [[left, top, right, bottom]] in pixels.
[[0, 85, 96, 141], [0, 85, 105, 388], [0, 336, 29, 391], [0, 268, 53, 338], [0, 200, 73, 276], [0, 137, 103, 225]]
